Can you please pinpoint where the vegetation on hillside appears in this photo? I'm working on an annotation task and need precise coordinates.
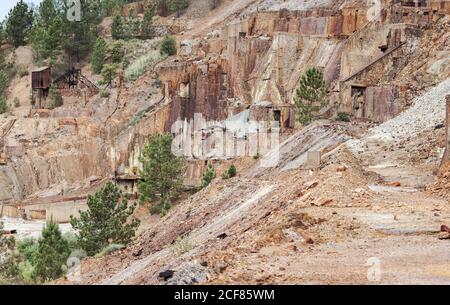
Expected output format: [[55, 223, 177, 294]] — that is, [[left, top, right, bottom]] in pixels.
[[201, 163, 216, 189], [1, 221, 78, 284], [91, 38, 108, 74], [70, 182, 140, 256], [294, 68, 328, 125], [160, 35, 177, 56], [139, 133, 186, 216]]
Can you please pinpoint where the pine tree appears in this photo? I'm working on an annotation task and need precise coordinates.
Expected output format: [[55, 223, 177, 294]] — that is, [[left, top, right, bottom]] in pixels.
[[70, 182, 140, 256], [91, 38, 108, 74], [38, 0, 58, 27], [111, 15, 125, 40], [101, 64, 119, 86], [138, 133, 185, 213], [5, 0, 34, 47], [142, 6, 155, 39], [294, 67, 328, 125], [60, 0, 102, 60], [160, 36, 177, 56], [31, 221, 70, 282], [201, 163, 216, 188]]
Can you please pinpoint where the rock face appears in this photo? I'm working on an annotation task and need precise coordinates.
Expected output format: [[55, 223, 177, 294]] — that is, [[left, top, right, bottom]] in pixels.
[[1, 0, 449, 216], [444, 95, 450, 163]]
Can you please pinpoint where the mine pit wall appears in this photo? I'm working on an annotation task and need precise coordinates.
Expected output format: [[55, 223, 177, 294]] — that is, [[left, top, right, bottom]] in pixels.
[[0, 118, 112, 202], [337, 0, 448, 121], [0, 199, 88, 223], [245, 8, 369, 38], [443, 95, 450, 165], [159, 8, 373, 128]]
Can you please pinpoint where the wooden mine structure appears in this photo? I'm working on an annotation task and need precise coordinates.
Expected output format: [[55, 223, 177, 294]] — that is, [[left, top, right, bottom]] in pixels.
[[31, 66, 99, 109], [53, 67, 99, 99], [31, 66, 52, 109]]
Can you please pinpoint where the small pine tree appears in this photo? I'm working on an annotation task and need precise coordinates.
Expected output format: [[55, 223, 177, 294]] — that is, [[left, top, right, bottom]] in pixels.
[[47, 86, 63, 109], [31, 221, 70, 282], [110, 41, 124, 64], [160, 36, 177, 56], [294, 68, 328, 125], [0, 97, 9, 115], [139, 133, 185, 214], [91, 38, 108, 74], [142, 6, 155, 39], [70, 182, 140, 256], [111, 15, 125, 40], [101, 64, 118, 86], [201, 163, 216, 188]]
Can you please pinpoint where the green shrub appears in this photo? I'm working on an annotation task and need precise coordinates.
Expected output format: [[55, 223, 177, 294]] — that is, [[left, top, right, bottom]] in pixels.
[[100, 89, 110, 98], [0, 71, 9, 96], [17, 64, 28, 78], [160, 36, 177, 56], [13, 97, 20, 108], [171, 236, 193, 256], [125, 50, 164, 82], [17, 238, 39, 266], [201, 163, 216, 188], [95, 244, 125, 257], [222, 165, 237, 180], [149, 202, 172, 216], [101, 64, 119, 86], [336, 112, 350, 122], [47, 86, 63, 109], [0, 97, 9, 114], [110, 41, 125, 64]]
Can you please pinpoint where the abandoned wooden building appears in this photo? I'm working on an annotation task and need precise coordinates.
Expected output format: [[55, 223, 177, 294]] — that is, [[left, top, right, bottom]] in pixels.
[[31, 66, 52, 109], [31, 66, 99, 109]]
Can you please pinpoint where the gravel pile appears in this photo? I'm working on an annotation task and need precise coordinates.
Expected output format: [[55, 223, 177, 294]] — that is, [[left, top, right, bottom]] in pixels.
[[347, 78, 450, 153], [368, 79, 450, 142]]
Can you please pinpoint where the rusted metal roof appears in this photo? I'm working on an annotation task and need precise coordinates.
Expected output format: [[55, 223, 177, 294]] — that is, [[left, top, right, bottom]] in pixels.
[[32, 66, 50, 73]]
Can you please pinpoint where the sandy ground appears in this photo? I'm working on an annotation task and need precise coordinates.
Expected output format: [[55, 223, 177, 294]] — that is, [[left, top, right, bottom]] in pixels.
[[1, 216, 74, 240]]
